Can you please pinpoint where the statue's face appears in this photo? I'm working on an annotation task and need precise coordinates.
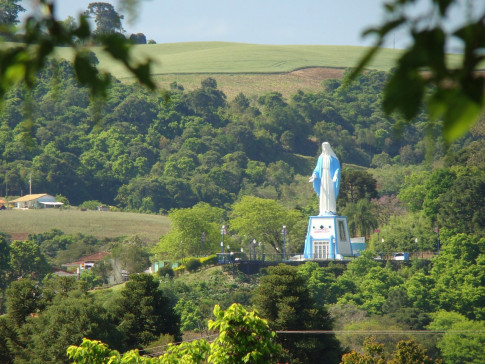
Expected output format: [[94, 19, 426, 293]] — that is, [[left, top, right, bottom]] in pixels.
[[322, 142, 331, 154]]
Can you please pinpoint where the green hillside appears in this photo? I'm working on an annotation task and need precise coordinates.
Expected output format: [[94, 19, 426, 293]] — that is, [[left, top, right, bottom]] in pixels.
[[51, 42, 464, 99], [54, 42, 465, 78]]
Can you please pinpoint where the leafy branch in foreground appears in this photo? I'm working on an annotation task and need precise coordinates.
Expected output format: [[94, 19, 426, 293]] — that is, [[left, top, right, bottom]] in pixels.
[[0, 0, 154, 100], [349, 0, 485, 142], [67, 303, 282, 364]]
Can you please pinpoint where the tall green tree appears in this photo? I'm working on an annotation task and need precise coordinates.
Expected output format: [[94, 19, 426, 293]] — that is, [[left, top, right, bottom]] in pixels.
[[153, 203, 226, 260], [5, 278, 42, 329], [338, 264, 403, 315], [338, 169, 378, 208], [0, 233, 10, 314], [229, 196, 303, 253], [252, 264, 342, 364], [112, 273, 181, 348], [437, 167, 485, 236], [0, 0, 25, 30], [19, 290, 122, 363], [8, 240, 51, 281], [84, 2, 125, 35], [428, 310, 485, 364], [430, 233, 485, 320], [343, 198, 378, 239], [297, 262, 341, 305]]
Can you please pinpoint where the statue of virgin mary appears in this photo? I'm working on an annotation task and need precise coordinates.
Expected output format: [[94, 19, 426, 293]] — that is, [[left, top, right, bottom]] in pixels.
[[309, 142, 340, 215]]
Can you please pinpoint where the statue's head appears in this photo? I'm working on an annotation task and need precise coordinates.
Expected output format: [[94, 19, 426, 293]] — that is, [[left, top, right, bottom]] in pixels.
[[322, 142, 331, 154]]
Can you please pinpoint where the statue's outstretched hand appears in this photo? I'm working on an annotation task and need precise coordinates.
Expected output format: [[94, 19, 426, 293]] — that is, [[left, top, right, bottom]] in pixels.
[[309, 174, 315, 183], [332, 169, 339, 182]]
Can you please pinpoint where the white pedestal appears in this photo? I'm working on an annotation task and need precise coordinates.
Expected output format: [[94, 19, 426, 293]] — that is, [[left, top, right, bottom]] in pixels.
[[303, 215, 353, 259]]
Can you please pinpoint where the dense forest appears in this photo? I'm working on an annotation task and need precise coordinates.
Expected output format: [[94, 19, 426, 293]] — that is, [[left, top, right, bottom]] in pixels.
[[1, 55, 484, 363], [1, 57, 483, 208]]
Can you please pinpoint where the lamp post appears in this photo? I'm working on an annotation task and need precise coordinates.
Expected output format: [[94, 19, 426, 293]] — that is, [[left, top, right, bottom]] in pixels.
[[281, 225, 288, 261], [220, 225, 227, 254], [415, 237, 418, 259], [252, 239, 257, 260], [221, 225, 226, 243]]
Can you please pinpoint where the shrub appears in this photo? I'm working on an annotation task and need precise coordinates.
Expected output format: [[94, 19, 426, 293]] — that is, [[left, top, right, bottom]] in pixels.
[[55, 194, 70, 207], [79, 200, 103, 210], [157, 264, 174, 278], [185, 258, 202, 273], [201, 255, 217, 267], [174, 266, 185, 276]]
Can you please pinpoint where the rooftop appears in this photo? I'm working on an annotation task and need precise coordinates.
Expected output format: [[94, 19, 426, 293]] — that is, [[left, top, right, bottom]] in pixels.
[[62, 251, 111, 267], [9, 194, 50, 203]]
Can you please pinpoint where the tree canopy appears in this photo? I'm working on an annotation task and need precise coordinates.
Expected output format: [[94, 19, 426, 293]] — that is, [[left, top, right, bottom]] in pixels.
[[84, 2, 125, 36], [0, 0, 25, 31], [351, 0, 485, 142]]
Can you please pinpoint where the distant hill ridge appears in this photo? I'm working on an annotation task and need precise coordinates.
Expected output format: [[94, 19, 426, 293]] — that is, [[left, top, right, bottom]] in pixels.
[[54, 41, 458, 99]]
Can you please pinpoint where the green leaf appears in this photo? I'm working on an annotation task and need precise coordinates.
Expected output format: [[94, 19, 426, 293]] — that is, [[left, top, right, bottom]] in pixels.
[[442, 94, 482, 142], [383, 67, 424, 118], [74, 15, 91, 38]]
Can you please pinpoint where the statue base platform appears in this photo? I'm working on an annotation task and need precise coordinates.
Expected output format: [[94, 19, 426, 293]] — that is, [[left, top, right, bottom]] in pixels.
[[303, 214, 353, 259]]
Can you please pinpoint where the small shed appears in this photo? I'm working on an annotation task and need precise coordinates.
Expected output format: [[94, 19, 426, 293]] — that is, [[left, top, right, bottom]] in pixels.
[[9, 194, 63, 209], [350, 237, 366, 256]]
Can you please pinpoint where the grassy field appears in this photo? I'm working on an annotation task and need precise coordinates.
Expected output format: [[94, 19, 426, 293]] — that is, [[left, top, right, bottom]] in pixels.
[[51, 41, 466, 99], [151, 68, 347, 100], [54, 42, 407, 76], [0, 209, 170, 242], [0, 41, 464, 99]]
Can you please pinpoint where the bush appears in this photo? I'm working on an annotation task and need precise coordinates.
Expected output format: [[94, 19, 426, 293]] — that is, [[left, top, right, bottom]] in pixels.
[[185, 258, 202, 273], [201, 255, 217, 267], [55, 194, 70, 207], [174, 266, 185, 276], [79, 200, 103, 210], [157, 264, 174, 278]]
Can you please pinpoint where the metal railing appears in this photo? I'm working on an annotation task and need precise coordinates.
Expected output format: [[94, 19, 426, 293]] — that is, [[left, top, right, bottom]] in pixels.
[[217, 252, 301, 264]]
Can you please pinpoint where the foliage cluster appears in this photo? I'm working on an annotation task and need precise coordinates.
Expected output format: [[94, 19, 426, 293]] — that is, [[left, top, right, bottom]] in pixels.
[[67, 303, 282, 364], [0, 273, 180, 363], [1, 228, 483, 363], [1, 58, 464, 210]]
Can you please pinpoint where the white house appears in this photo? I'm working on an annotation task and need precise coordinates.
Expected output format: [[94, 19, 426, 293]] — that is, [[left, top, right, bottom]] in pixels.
[[9, 194, 63, 209]]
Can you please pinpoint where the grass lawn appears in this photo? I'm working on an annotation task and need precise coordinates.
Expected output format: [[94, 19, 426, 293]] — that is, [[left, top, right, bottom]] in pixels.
[[0, 209, 170, 242]]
